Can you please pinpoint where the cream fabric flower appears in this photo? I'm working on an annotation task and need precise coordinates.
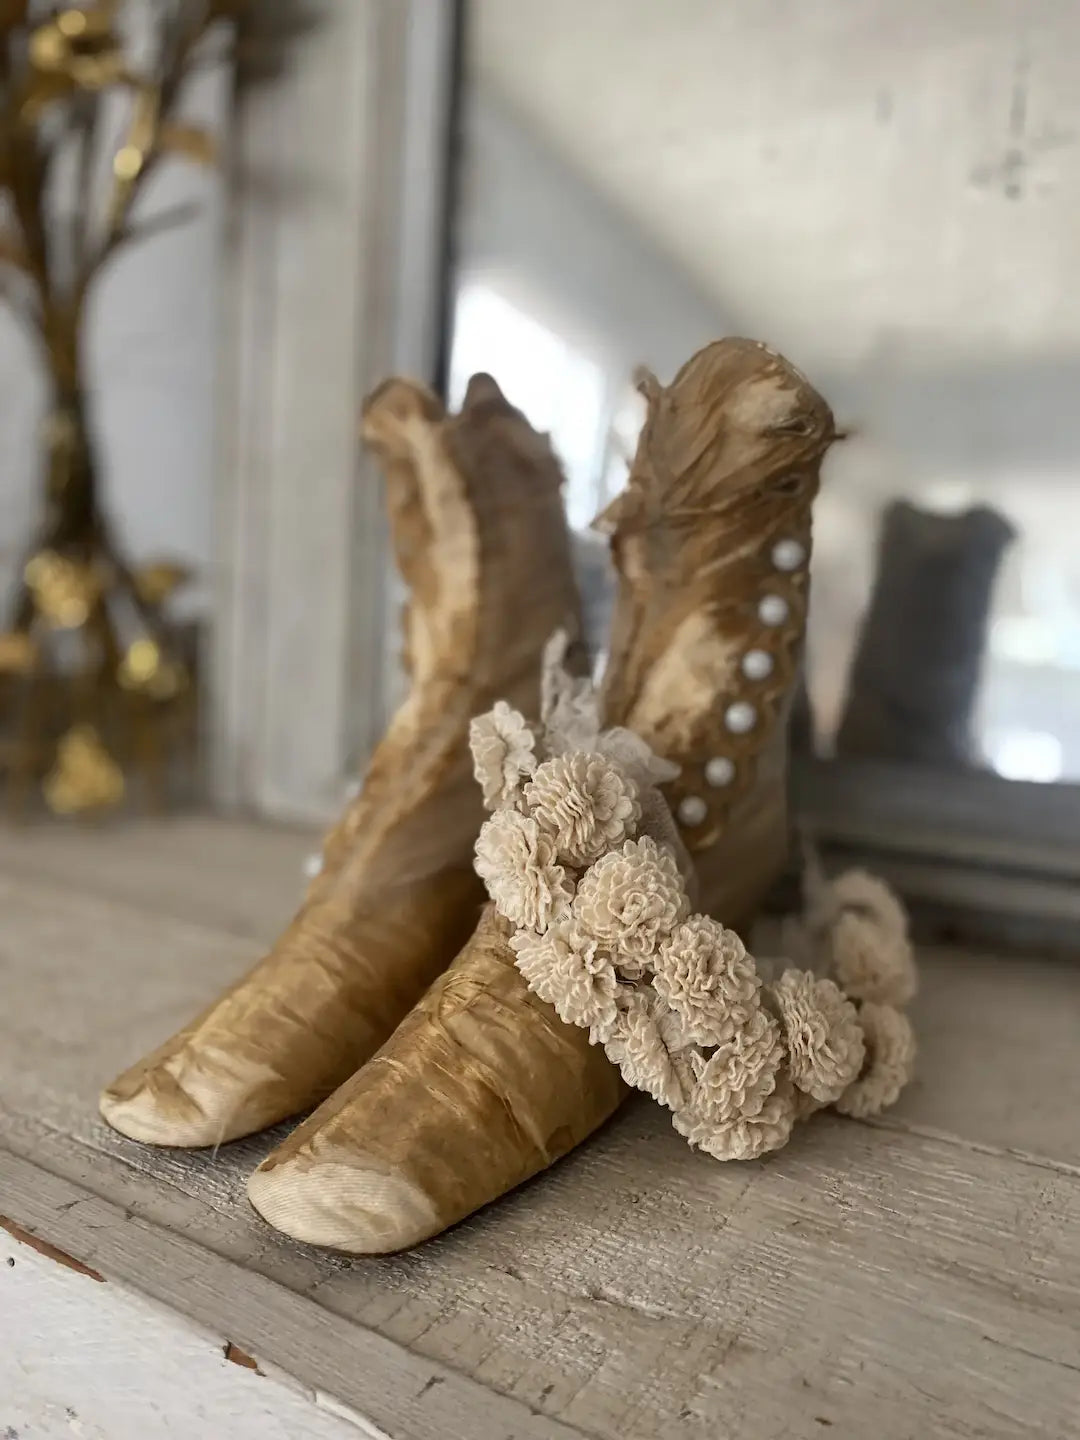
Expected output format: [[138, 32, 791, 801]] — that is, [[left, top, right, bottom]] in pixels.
[[683, 1006, 784, 1126], [674, 1074, 797, 1161], [792, 1087, 825, 1122], [836, 1002, 916, 1118], [769, 969, 865, 1105], [653, 916, 761, 1046], [605, 990, 692, 1110], [510, 920, 619, 1041], [829, 912, 918, 1009], [467, 661, 918, 1169], [572, 835, 689, 966], [469, 701, 537, 809], [474, 808, 573, 931], [636, 785, 698, 896], [524, 751, 641, 865], [829, 868, 909, 931], [810, 869, 917, 1008], [654, 1004, 696, 1055]]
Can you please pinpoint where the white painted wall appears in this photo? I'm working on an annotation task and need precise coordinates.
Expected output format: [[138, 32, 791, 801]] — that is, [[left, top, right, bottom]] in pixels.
[[458, 87, 730, 392], [453, 85, 730, 531], [212, 0, 456, 822]]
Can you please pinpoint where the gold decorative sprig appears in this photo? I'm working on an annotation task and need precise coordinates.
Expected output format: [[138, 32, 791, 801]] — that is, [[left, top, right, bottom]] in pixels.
[[0, 630, 36, 673], [44, 723, 125, 814], [24, 549, 103, 628], [0, 3, 256, 343], [0, 3, 311, 815]]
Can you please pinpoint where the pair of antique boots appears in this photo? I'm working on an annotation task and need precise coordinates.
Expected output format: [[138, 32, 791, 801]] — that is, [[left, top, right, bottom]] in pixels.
[[100, 338, 839, 1254]]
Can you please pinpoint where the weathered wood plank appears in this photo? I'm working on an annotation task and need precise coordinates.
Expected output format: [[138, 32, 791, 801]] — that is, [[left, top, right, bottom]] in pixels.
[[3, 817, 1079, 1439], [0, 816, 316, 942], [3, 853, 1077, 1173], [1, 1153, 582, 1440], [5, 1107, 1079, 1440], [0, 871, 267, 1130], [885, 944, 1080, 1168]]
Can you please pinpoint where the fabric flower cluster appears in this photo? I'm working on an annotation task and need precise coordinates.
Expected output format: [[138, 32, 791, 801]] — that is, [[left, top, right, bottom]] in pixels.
[[468, 637, 918, 1164]]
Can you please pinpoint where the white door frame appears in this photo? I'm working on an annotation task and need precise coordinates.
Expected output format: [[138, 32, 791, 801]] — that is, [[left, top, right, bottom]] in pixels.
[[210, 0, 459, 823]]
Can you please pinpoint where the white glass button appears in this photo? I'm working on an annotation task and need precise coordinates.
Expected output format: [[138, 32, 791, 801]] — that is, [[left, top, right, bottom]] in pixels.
[[302, 852, 323, 880], [771, 538, 805, 572], [741, 648, 774, 681], [758, 594, 789, 626], [725, 701, 757, 734], [677, 795, 707, 827], [705, 756, 735, 787]]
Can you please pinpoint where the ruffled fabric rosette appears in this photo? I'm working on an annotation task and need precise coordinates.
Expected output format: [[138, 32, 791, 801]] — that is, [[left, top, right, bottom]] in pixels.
[[468, 634, 918, 1162]]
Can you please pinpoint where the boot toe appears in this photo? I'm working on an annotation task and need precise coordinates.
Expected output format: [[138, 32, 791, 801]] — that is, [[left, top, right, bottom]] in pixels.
[[247, 1154, 440, 1254], [99, 1078, 221, 1148], [99, 1045, 280, 1148]]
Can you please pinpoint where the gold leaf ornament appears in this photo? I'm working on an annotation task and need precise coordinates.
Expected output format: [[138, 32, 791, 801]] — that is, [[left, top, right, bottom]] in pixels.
[[117, 638, 185, 700], [158, 123, 217, 167], [42, 409, 81, 451], [0, 630, 36, 673], [133, 560, 192, 608], [0, 229, 29, 271], [44, 724, 125, 814], [28, 5, 127, 92], [24, 550, 102, 628], [109, 85, 159, 221]]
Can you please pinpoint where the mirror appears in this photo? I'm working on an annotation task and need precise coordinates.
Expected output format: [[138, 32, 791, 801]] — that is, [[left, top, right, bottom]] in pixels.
[[445, 1, 1080, 936]]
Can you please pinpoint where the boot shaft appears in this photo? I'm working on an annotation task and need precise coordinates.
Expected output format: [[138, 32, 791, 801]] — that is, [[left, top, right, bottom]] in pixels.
[[323, 374, 584, 891], [600, 339, 837, 925]]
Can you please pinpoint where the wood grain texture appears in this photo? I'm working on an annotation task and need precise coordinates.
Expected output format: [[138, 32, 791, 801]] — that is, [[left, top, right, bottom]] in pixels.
[[0, 814, 314, 942], [2, 818, 1079, 1438], [2, 1155, 573, 1440], [795, 756, 1080, 876]]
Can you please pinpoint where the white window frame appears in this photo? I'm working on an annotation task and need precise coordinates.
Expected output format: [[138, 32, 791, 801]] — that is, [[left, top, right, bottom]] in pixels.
[[210, 0, 457, 822]]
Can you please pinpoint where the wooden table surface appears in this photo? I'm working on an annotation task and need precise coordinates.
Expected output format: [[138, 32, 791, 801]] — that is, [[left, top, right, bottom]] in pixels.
[[1, 816, 1078, 1439]]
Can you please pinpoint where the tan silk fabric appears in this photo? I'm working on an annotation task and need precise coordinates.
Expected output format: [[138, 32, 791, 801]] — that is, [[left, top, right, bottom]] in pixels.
[[101, 866, 485, 1147], [691, 693, 794, 934], [247, 339, 839, 1251], [248, 906, 626, 1252], [599, 338, 837, 924], [100, 374, 581, 1147]]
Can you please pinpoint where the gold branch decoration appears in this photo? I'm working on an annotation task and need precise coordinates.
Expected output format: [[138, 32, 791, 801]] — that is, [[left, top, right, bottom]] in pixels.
[[0, 1, 312, 816], [158, 120, 217, 165]]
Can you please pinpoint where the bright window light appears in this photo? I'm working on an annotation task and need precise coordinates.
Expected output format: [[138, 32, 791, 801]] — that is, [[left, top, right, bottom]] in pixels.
[[600, 383, 647, 508], [987, 728, 1063, 783], [448, 283, 606, 530], [990, 615, 1059, 666]]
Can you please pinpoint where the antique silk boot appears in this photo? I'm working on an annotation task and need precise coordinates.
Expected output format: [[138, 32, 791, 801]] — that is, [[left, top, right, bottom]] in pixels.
[[245, 338, 839, 1252], [99, 374, 583, 1147]]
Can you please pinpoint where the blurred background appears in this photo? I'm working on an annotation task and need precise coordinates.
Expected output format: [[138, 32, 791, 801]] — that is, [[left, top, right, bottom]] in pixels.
[[449, 0, 1080, 783], [1, 0, 1078, 941]]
